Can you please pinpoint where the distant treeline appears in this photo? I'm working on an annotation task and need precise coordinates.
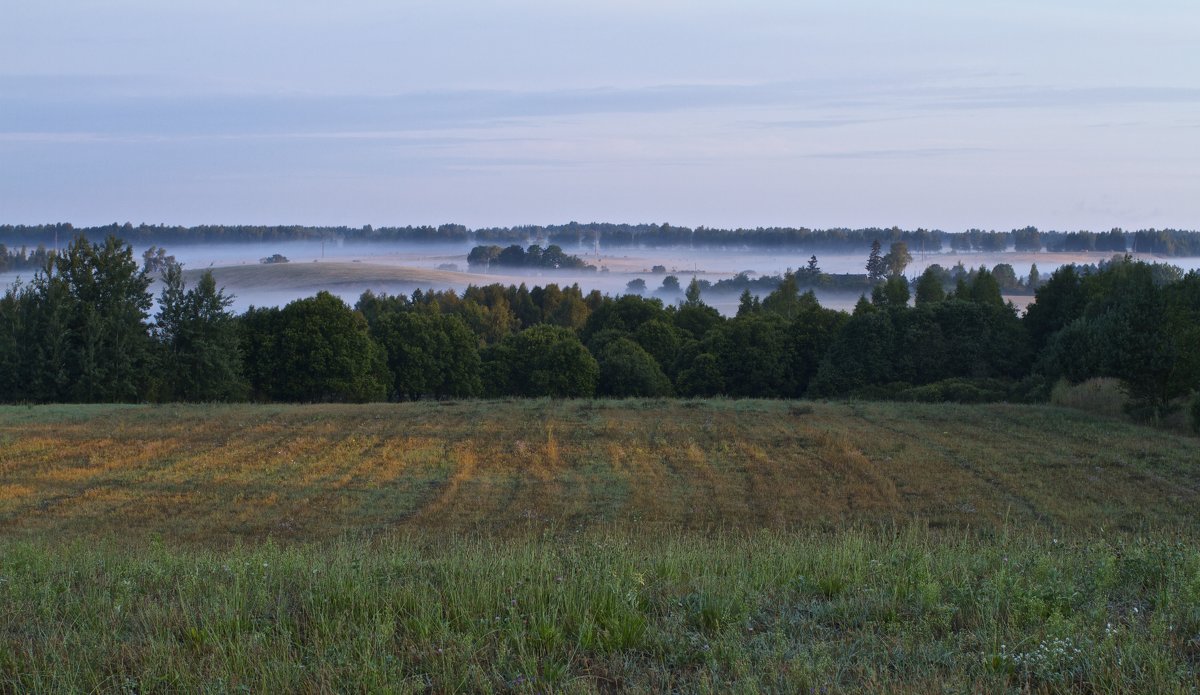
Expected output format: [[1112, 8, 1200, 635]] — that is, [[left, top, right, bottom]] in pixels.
[[3, 234, 1199, 430], [4, 222, 1200, 255], [659, 245, 1042, 297], [0, 244, 54, 273], [699, 262, 1040, 296]]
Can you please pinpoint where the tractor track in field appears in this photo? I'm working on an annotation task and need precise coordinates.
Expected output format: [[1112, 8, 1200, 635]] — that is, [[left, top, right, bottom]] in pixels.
[[853, 409, 1054, 526]]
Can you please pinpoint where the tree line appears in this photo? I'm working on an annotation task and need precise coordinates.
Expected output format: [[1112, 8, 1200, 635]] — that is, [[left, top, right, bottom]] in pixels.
[[5, 223, 1200, 255], [2, 235, 1198, 429], [0, 244, 54, 273]]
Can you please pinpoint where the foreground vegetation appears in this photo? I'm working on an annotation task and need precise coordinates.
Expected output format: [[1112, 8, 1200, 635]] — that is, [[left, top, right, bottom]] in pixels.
[[3, 531, 1198, 692]]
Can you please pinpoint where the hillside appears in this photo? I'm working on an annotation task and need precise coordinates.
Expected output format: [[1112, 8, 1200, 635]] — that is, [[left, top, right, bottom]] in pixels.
[[1, 400, 1196, 543], [183, 261, 486, 291]]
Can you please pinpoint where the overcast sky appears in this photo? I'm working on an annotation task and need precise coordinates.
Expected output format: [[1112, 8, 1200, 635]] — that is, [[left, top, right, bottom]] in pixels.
[[2, 0, 1198, 230]]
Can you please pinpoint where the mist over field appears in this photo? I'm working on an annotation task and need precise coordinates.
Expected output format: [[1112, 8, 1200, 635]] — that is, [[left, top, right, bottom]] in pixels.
[[7, 238, 1197, 315]]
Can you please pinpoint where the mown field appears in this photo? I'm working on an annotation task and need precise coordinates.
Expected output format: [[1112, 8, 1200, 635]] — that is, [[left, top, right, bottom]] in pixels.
[[1, 400, 1199, 692], [1, 400, 1198, 541]]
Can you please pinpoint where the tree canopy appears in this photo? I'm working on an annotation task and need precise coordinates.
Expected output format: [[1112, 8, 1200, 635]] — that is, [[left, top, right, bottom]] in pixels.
[[2, 235, 1198, 427]]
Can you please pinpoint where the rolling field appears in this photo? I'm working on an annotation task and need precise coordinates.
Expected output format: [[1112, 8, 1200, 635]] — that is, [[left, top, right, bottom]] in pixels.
[[184, 261, 487, 292], [2, 401, 1199, 692], [0, 400, 1197, 542]]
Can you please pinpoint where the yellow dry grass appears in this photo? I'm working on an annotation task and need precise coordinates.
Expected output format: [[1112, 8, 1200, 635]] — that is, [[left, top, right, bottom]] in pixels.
[[0, 400, 1196, 544]]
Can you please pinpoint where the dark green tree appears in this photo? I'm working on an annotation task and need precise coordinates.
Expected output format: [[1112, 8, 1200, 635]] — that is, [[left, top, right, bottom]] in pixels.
[[486, 325, 598, 397], [47, 235, 154, 402], [633, 319, 682, 376], [914, 267, 946, 306], [8, 270, 73, 401], [496, 244, 527, 266], [991, 264, 1020, 291], [675, 351, 724, 397], [1024, 265, 1087, 353], [372, 312, 482, 399], [871, 276, 911, 308], [153, 263, 245, 401], [0, 286, 22, 400], [788, 295, 847, 395], [934, 297, 1029, 380], [1083, 263, 1186, 419], [866, 239, 885, 282], [580, 294, 669, 344], [958, 267, 1006, 309], [711, 313, 794, 397], [736, 288, 760, 317], [595, 337, 673, 397], [683, 277, 704, 306], [242, 292, 389, 402], [810, 310, 897, 396], [761, 273, 806, 319], [674, 293, 724, 340]]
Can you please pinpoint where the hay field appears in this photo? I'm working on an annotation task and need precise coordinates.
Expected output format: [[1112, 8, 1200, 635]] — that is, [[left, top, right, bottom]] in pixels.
[[1, 400, 1196, 543]]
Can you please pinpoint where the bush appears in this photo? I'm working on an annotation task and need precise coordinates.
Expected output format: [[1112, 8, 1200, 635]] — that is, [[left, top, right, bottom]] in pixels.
[[1049, 378, 1127, 418], [1191, 392, 1200, 434], [895, 378, 1010, 404]]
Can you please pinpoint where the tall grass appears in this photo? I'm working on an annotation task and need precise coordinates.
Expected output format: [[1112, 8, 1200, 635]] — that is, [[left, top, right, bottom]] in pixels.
[[3, 529, 1198, 693], [1050, 378, 1128, 418]]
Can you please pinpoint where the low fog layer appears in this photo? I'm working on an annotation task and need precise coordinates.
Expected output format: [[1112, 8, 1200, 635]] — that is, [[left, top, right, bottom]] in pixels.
[[5, 241, 1200, 316]]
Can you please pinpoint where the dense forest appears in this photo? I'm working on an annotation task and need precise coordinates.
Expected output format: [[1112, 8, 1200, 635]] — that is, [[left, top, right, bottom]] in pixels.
[[4, 222, 1200, 255], [1, 235, 1198, 429]]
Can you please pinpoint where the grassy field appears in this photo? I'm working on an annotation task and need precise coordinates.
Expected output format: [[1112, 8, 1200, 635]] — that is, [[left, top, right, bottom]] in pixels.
[[4, 531, 1199, 693], [1, 400, 1199, 692]]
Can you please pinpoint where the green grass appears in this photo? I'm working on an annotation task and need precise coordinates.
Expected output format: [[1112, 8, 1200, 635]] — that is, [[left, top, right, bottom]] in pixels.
[[2, 529, 1198, 693]]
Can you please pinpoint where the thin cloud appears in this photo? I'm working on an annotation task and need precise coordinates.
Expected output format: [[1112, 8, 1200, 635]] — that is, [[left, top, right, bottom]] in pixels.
[[0, 80, 873, 138], [740, 116, 908, 130], [804, 147, 994, 160], [910, 85, 1200, 111], [7, 79, 1198, 142]]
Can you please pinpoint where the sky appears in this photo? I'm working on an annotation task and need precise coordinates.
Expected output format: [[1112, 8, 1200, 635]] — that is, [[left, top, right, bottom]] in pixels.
[[2, 0, 1199, 231]]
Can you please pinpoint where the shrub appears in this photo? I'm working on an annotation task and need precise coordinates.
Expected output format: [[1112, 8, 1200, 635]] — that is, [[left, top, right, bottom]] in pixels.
[[1049, 378, 1127, 418], [896, 378, 1010, 404]]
